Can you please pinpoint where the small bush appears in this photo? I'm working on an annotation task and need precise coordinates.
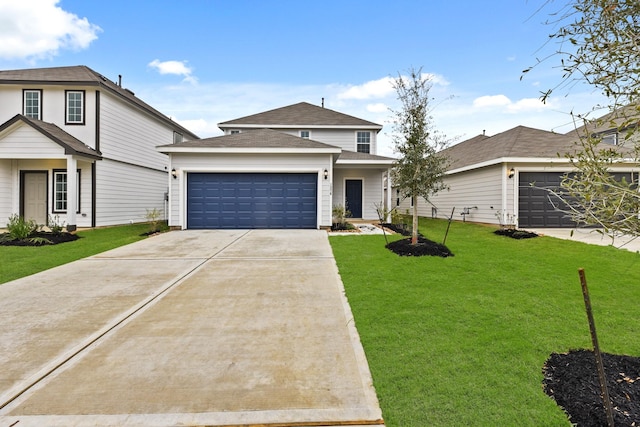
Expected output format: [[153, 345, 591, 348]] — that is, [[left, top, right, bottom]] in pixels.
[[5, 214, 38, 240], [48, 214, 65, 234], [145, 208, 165, 233]]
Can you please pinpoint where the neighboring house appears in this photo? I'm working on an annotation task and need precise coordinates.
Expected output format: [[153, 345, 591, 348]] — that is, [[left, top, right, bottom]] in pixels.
[[398, 125, 638, 229], [158, 102, 395, 229], [0, 65, 198, 230]]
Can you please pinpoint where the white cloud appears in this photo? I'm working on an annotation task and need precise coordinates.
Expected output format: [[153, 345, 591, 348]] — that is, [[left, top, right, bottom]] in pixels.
[[0, 0, 100, 60], [337, 76, 395, 100], [148, 59, 197, 84], [473, 94, 512, 108], [506, 97, 548, 112], [366, 103, 388, 113]]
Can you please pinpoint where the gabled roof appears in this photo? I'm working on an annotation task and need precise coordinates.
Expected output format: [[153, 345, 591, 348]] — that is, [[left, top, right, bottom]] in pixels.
[[0, 115, 102, 159], [0, 65, 198, 139], [218, 102, 382, 131], [157, 128, 342, 154], [444, 126, 579, 171], [336, 150, 395, 166]]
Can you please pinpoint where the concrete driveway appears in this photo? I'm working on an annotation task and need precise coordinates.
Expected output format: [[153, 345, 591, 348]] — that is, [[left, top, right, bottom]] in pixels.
[[0, 230, 384, 427], [527, 228, 640, 252]]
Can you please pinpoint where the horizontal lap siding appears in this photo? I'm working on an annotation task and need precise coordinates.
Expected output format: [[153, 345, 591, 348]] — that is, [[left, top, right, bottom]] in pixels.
[[0, 159, 12, 225], [99, 94, 171, 170], [401, 165, 504, 225], [0, 126, 66, 159], [279, 129, 376, 154], [95, 159, 167, 226]]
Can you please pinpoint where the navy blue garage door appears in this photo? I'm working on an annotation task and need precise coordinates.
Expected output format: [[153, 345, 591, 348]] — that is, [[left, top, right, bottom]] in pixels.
[[187, 173, 317, 229]]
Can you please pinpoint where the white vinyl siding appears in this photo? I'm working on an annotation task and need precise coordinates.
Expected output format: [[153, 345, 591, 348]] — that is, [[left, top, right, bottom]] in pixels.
[[0, 159, 12, 225], [99, 93, 171, 170], [94, 159, 167, 226], [279, 129, 378, 154], [0, 125, 67, 159], [332, 168, 384, 220], [168, 153, 332, 229], [23, 90, 42, 120], [403, 165, 505, 225]]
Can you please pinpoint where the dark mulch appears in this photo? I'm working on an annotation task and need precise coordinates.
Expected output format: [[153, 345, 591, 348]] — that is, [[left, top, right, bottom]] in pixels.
[[0, 232, 80, 246], [380, 222, 412, 236], [543, 349, 640, 426], [494, 228, 539, 239], [386, 236, 453, 257]]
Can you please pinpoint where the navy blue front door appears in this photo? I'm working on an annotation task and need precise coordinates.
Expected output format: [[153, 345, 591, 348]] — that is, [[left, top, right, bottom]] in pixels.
[[187, 173, 317, 229], [345, 179, 363, 218]]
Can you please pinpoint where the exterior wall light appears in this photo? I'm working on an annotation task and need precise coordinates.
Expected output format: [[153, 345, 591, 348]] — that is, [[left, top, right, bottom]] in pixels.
[[171, 168, 178, 179], [324, 169, 328, 180], [508, 168, 515, 179]]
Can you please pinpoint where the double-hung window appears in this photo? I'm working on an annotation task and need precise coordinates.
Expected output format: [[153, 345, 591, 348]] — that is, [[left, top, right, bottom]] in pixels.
[[65, 90, 85, 124], [300, 130, 310, 139], [356, 131, 371, 153], [53, 170, 81, 213], [23, 89, 42, 119]]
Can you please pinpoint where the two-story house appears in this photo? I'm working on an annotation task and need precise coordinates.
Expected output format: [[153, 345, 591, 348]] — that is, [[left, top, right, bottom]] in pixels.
[[0, 65, 198, 230], [158, 102, 395, 229]]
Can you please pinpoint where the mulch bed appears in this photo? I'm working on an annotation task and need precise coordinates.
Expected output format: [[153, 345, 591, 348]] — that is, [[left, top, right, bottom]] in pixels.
[[543, 349, 640, 426], [494, 228, 539, 239], [0, 232, 79, 246], [386, 236, 453, 257], [380, 223, 412, 236]]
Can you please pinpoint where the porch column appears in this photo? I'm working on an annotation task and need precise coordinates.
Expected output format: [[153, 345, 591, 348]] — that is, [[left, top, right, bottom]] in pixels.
[[66, 156, 77, 231], [386, 168, 393, 222]]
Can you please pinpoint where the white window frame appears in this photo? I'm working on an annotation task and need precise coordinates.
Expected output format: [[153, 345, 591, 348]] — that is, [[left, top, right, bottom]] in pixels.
[[356, 131, 371, 153], [23, 89, 42, 120], [65, 90, 85, 125], [53, 169, 80, 213], [300, 130, 310, 139]]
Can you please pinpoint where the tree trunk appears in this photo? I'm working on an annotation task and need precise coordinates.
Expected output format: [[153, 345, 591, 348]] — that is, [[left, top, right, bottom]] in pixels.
[[412, 195, 418, 245]]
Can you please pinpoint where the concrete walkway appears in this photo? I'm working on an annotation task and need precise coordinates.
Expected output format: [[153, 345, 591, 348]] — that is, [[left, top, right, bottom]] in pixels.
[[527, 228, 640, 252], [0, 230, 384, 427]]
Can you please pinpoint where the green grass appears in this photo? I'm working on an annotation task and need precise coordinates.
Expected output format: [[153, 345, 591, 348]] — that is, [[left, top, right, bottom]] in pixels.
[[0, 223, 151, 284], [330, 218, 640, 426]]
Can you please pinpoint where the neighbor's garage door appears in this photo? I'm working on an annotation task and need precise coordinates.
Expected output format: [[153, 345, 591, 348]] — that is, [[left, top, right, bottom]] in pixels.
[[187, 173, 317, 229], [518, 172, 575, 228]]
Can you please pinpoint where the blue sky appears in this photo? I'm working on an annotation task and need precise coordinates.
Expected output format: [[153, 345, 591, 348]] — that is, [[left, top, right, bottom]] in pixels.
[[0, 0, 606, 155]]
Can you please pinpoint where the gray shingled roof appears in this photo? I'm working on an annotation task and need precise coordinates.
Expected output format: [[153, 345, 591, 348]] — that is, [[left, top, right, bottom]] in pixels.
[[157, 128, 342, 151], [0, 65, 198, 139], [219, 102, 382, 129], [444, 126, 580, 170], [0, 114, 101, 159], [337, 150, 395, 162]]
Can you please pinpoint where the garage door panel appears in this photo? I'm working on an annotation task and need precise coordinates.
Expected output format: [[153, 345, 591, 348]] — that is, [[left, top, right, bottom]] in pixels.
[[519, 172, 575, 228], [187, 173, 317, 229]]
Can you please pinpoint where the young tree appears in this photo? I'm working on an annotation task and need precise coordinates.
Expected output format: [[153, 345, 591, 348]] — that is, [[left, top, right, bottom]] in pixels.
[[526, 0, 640, 239], [391, 67, 450, 245]]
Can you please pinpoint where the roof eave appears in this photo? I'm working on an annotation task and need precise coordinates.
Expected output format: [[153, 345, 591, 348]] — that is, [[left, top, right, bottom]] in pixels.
[[218, 124, 383, 131], [157, 146, 342, 154]]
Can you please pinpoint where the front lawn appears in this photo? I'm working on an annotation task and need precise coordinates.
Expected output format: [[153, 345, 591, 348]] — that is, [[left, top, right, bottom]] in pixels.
[[330, 218, 640, 426], [0, 223, 151, 284]]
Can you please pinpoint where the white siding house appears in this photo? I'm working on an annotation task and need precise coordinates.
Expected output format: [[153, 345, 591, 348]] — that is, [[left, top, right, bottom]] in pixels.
[[0, 65, 198, 230], [400, 125, 638, 229], [160, 103, 395, 229]]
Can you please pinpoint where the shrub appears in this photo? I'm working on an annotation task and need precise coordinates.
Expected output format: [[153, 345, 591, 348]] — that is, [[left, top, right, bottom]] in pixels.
[[48, 214, 65, 235], [145, 208, 165, 233], [5, 214, 38, 240]]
